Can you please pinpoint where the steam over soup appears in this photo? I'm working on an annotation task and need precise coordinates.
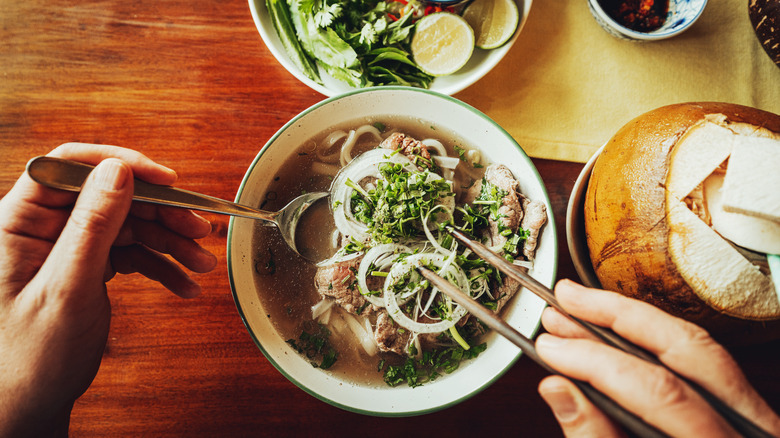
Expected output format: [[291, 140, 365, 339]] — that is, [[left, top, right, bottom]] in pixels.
[[252, 117, 547, 387]]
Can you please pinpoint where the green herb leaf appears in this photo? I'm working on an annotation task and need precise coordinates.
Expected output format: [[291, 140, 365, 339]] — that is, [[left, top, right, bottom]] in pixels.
[[287, 322, 339, 369], [382, 342, 488, 387]]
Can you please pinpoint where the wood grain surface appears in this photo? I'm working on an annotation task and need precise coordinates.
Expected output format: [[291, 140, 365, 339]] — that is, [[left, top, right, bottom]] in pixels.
[[1, 1, 778, 436]]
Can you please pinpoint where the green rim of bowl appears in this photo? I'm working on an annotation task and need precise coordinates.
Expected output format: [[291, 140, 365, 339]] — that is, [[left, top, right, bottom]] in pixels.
[[226, 85, 558, 416]]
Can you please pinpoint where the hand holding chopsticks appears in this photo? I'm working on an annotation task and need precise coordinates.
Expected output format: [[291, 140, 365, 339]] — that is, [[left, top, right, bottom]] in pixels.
[[416, 227, 779, 438]]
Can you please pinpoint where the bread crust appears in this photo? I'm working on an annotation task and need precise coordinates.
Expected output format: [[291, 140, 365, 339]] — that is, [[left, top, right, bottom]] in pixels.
[[584, 102, 780, 343]]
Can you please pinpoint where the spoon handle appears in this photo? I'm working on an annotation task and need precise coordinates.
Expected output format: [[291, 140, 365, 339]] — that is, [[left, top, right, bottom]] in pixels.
[[25, 156, 275, 223]]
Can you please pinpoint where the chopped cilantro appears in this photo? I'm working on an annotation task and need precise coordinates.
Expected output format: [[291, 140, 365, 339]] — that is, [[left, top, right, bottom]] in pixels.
[[342, 237, 367, 254], [286, 323, 339, 369], [453, 145, 467, 162], [349, 162, 454, 243], [381, 343, 488, 388]]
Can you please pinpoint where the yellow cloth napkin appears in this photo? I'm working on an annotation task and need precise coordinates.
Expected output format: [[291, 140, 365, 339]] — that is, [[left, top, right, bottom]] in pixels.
[[457, 0, 780, 163]]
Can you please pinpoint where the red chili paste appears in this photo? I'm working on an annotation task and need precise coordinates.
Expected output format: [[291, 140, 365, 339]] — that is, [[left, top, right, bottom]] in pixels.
[[602, 0, 669, 32]]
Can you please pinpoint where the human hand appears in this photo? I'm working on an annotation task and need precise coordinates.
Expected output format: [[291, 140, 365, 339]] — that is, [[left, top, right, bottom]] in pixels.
[[0, 143, 217, 437], [536, 280, 780, 437]]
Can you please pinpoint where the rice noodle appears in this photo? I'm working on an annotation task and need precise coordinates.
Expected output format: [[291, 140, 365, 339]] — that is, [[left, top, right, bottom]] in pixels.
[[312, 298, 335, 320], [339, 130, 358, 167], [320, 308, 332, 324], [325, 130, 348, 147], [330, 314, 348, 335], [339, 125, 383, 167], [465, 149, 481, 165], [311, 161, 340, 177], [316, 130, 348, 163], [421, 139, 447, 156], [344, 313, 378, 356], [432, 155, 461, 170]]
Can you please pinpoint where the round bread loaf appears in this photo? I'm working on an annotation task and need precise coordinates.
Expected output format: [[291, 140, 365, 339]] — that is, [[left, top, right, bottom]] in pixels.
[[584, 102, 780, 343]]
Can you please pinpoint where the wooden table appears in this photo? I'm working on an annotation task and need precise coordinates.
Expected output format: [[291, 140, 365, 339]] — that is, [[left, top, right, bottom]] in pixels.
[[1, 1, 778, 436]]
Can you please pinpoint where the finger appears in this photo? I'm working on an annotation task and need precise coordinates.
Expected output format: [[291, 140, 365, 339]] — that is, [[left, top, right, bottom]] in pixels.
[[0, 182, 73, 241], [114, 217, 217, 273], [129, 203, 213, 239], [155, 207, 212, 239], [3, 144, 176, 213], [110, 244, 202, 298], [0, 234, 56, 299], [541, 307, 600, 341], [33, 159, 133, 301], [554, 280, 780, 434], [536, 334, 737, 437], [103, 259, 116, 283], [0, 172, 79, 211], [538, 375, 625, 438], [49, 143, 177, 185]]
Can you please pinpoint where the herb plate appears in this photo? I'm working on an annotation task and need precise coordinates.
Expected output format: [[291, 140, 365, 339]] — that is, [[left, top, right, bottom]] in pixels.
[[248, 0, 532, 96], [227, 87, 557, 416]]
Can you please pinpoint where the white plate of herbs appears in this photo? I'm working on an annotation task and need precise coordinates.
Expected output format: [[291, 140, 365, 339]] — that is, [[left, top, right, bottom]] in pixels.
[[249, 0, 532, 96]]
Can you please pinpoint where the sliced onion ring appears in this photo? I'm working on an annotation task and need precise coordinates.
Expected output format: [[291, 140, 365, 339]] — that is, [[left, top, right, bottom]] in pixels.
[[357, 243, 411, 307], [383, 253, 469, 334], [330, 149, 414, 241]]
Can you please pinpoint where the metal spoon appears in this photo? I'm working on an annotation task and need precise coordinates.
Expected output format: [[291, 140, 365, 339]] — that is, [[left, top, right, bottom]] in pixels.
[[25, 156, 329, 262]]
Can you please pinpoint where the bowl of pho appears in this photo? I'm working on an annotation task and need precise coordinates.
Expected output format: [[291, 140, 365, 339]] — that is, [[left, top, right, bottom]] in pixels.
[[227, 87, 557, 416]]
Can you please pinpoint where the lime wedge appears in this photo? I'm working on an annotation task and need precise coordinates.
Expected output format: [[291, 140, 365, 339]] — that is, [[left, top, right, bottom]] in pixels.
[[463, 0, 519, 50], [411, 13, 475, 77]]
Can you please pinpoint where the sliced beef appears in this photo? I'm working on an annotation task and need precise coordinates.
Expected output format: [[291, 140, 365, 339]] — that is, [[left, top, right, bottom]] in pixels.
[[314, 256, 369, 315], [380, 132, 431, 163], [373, 310, 410, 355], [374, 310, 446, 355], [494, 276, 522, 314], [461, 176, 483, 205], [468, 165, 548, 317], [519, 197, 547, 261], [483, 164, 524, 250], [471, 164, 547, 261]]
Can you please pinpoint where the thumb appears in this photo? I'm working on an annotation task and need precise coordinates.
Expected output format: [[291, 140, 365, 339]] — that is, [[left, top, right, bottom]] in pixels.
[[39, 158, 134, 296], [539, 376, 626, 438]]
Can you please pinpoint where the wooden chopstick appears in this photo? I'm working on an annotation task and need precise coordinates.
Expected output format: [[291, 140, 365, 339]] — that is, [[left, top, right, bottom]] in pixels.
[[439, 227, 774, 438], [418, 266, 667, 438], [447, 227, 659, 363]]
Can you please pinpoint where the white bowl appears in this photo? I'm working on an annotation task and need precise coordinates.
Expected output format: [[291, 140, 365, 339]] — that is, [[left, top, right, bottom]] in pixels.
[[586, 0, 707, 41], [565, 145, 602, 288], [227, 87, 558, 416], [248, 0, 532, 96]]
